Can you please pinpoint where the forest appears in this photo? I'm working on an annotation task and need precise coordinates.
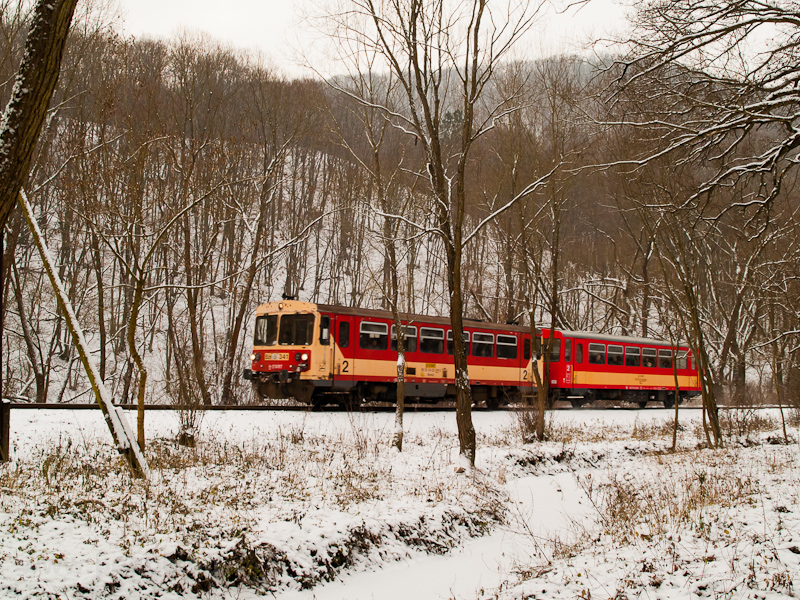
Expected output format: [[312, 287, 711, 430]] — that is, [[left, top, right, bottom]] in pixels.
[[2, 0, 799, 415]]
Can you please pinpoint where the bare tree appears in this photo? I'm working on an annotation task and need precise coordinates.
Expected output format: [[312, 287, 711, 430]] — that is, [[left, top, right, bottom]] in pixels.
[[328, 63, 421, 446], [324, 0, 547, 469], [617, 1, 800, 213], [218, 71, 322, 404]]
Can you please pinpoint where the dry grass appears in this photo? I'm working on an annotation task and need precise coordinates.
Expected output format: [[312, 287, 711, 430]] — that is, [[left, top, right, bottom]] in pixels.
[[501, 408, 785, 447], [504, 414, 685, 445], [581, 450, 760, 544], [717, 408, 779, 439]]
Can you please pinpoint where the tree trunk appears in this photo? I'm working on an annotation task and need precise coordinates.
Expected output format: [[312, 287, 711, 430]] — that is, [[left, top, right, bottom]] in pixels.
[[447, 239, 475, 469], [393, 342, 405, 452], [641, 242, 651, 337], [90, 232, 107, 381], [670, 343, 680, 452], [220, 179, 271, 404], [0, 0, 78, 230], [10, 263, 46, 402], [0, 0, 77, 421], [769, 302, 789, 443], [127, 275, 148, 452], [183, 216, 212, 406], [689, 299, 722, 447]]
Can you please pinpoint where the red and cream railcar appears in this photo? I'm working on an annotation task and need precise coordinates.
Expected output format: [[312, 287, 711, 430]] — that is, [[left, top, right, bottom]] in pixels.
[[541, 330, 701, 408], [242, 301, 701, 408], [243, 300, 532, 407]]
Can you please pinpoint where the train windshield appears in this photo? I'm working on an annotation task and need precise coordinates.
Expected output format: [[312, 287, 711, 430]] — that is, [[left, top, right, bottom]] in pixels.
[[254, 315, 278, 346], [278, 313, 315, 346]]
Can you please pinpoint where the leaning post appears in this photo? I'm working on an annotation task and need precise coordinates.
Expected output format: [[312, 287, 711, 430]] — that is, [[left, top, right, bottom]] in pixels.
[[18, 190, 148, 478]]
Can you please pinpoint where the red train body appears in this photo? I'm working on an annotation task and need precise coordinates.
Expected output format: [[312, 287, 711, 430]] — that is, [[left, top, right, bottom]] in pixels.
[[243, 301, 701, 408]]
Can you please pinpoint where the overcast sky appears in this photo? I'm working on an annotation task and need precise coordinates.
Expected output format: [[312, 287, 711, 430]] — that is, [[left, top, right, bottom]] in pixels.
[[115, 0, 629, 76]]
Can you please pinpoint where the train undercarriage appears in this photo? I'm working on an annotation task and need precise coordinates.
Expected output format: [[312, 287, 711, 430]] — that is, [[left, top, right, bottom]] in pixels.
[[250, 372, 522, 409], [557, 388, 698, 409], [250, 372, 696, 409]]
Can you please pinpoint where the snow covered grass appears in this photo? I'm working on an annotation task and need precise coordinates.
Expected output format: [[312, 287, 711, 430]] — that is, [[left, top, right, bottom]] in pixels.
[[497, 442, 799, 600], [1, 410, 506, 598], [0, 407, 798, 599]]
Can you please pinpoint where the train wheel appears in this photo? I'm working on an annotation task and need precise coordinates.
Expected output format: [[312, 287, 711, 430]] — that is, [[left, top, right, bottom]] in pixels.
[[257, 380, 278, 402], [574, 391, 594, 408], [340, 392, 362, 412], [485, 397, 500, 410], [637, 401, 648, 409], [663, 395, 675, 409]]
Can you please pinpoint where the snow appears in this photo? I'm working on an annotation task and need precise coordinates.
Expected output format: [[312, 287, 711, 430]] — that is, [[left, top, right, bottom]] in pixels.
[[1, 407, 798, 599]]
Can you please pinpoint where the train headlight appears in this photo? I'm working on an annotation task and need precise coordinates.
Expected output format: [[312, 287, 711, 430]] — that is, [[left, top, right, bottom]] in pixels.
[[301, 353, 309, 361], [295, 352, 301, 361], [251, 352, 260, 362]]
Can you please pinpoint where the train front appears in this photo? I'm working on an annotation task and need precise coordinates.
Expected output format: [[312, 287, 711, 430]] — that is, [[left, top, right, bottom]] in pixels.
[[243, 300, 327, 404]]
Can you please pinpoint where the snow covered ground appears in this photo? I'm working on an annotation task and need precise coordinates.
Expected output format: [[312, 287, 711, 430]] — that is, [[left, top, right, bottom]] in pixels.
[[1, 406, 797, 599]]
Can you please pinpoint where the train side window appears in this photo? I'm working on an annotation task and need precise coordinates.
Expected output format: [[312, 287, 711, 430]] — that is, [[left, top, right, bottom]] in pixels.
[[549, 339, 561, 363], [497, 334, 517, 359], [676, 351, 687, 370], [360, 322, 389, 350], [691, 355, 696, 370], [564, 339, 571, 362], [523, 338, 531, 361], [576, 343, 583, 364], [319, 315, 330, 345], [338, 321, 350, 348], [446, 330, 470, 355], [391, 325, 417, 352], [642, 348, 657, 367], [607, 345, 624, 366], [658, 349, 673, 369], [588, 343, 606, 365], [254, 314, 279, 346], [625, 346, 641, 367], [420, 327, 445, 354], [472, 332, 494, 358]]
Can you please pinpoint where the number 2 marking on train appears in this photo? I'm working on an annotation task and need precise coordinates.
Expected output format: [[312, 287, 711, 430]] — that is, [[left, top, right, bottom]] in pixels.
[[523, 369, 528, 381], [342, 360, 349, 373]]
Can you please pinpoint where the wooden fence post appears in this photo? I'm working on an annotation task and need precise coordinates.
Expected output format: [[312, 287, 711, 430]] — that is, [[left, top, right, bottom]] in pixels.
[[0, 399, 9, 462]]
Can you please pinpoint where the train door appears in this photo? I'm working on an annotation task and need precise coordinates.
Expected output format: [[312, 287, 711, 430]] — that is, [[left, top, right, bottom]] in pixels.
[[332, 314, 355, 390], [317, 313, 333, 377], [572, 339, 584, 391], [563, 338, 573, 387]]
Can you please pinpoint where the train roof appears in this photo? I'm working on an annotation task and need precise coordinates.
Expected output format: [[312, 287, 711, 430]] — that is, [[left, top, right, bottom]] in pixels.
[[254, 301, 688, 348], [559, 330, 688, 348], [316, 303, 535, 334], [255, 301, 534, 334]]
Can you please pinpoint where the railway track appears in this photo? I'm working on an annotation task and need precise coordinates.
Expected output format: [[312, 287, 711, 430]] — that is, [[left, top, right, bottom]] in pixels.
[[4, 401, 718, 412]]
